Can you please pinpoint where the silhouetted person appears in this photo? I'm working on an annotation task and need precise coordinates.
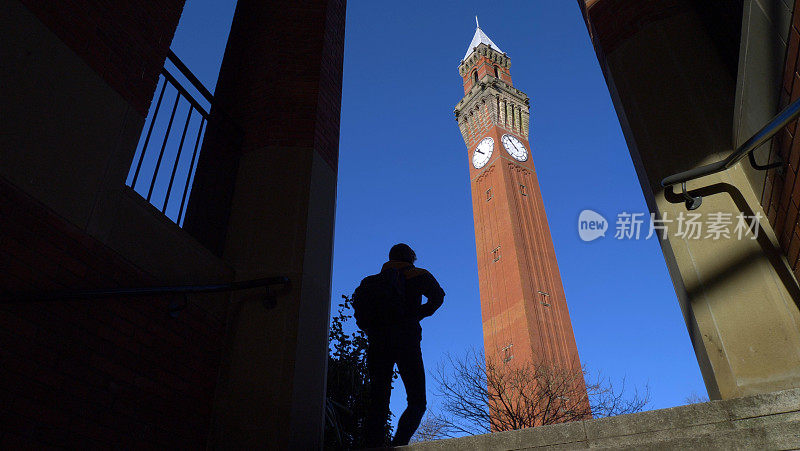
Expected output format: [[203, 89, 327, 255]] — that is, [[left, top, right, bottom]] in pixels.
[[358, 243, 445, 447]]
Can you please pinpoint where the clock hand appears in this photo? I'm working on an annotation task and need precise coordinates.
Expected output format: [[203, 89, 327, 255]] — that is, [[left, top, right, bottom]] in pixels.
[[476, 150, 484, 154]]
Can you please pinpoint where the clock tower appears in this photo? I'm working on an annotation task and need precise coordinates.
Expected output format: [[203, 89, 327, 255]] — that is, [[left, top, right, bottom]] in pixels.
[[454, 20, 587, 404]]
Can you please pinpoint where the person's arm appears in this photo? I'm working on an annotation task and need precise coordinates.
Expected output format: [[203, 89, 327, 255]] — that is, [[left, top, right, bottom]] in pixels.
[[417, 271, 445, 320]]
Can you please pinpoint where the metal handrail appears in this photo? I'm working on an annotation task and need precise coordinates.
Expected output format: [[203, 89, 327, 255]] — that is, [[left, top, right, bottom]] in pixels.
[[128, 49, 242, 226], [661, 97, 800, 189], [166, 50, 214, 104], [2, 276, 290, 305]]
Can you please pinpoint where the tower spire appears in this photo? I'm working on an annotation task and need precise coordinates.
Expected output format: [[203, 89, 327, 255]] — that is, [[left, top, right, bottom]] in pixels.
[[463, 20, 503, 60]]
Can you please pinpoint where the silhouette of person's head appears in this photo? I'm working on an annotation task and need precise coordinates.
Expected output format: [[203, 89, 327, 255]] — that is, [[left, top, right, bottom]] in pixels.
[[389, 243, 416, 264]]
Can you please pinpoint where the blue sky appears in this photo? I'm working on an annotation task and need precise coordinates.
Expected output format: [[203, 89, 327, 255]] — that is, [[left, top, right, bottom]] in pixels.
[[166, 0, 707, 432], [333, 0, 706, 422]]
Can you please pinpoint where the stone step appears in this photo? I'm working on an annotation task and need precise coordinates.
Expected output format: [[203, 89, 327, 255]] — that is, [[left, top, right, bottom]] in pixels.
[[584, 418, 800, 450], [403, 388, 800, 450]]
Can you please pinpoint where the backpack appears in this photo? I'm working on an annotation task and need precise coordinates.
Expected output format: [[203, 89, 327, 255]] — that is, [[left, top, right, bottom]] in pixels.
[[352, 266, 411, 333]]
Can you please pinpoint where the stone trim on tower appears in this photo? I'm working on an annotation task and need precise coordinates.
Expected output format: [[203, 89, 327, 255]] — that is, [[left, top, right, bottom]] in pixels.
[[455, 78, 531, 145], [459, 43, 510, 75]]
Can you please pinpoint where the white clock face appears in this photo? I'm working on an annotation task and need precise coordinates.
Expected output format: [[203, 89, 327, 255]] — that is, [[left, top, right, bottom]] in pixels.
[[472, 137, 494, 169], [502, 134, 528, 161]]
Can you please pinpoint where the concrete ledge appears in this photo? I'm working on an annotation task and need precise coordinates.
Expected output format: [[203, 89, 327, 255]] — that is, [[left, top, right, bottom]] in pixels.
[[404, 388, 800, 450]]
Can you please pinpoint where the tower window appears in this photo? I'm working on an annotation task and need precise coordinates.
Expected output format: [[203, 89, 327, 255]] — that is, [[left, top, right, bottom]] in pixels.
[[473, 71, 479, 84], [502, 343, 513, 363], [492, 245, 501, 262], [486, 188, 493, 201], [511, 104, 515, 129], [538, 290, 550, 307], [520, 184, 527, 196], [494, 66, 499, 78]]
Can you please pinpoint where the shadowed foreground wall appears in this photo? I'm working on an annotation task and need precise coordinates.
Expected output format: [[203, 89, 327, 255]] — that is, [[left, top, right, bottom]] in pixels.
[[0, 180, 227, 448], [1, 0, 346, 448], [0, 0, 237, 447]]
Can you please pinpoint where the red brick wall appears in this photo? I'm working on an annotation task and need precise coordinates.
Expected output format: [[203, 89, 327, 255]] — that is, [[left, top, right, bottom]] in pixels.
[[209, 0, 339, 155], [763, 0, 800, 278], [462, 54, 512, 93], [314, 0, 347, 171], [18, 0, 185, 116], [0, 178, 226, 448], [583, 0, 684, 57]]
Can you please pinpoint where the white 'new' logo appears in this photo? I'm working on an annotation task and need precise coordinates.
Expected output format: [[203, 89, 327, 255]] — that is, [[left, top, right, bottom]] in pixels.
[[578, 209, 607, 242]]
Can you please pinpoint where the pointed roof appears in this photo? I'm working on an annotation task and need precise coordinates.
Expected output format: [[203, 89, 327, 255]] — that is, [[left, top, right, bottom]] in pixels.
[[464, 17, 503, 60]]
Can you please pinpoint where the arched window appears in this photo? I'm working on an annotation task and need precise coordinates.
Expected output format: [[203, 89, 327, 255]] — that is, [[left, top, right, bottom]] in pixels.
[[473, 71, 479, 84], [494, 66, 499, 78]]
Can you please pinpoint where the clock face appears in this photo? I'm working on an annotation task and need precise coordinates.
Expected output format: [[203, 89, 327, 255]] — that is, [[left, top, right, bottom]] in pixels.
[[472, 137, 494, 169], [502, 134, 528, 161]]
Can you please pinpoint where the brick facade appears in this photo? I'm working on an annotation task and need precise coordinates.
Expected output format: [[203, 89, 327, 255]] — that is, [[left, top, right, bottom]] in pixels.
[[18, 0, 185, 116], [581, 0, 684, 57], [206, 0, 344, 167], [314, 0, 347, 170], [460, 48, 513, 94], [763, 0, 800, 279], [0, 177, 226, 448]]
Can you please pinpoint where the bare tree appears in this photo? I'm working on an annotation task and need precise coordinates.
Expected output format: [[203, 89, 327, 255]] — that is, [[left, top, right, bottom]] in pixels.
[[684, 391, 709, 404], [428, 348, 649, 437], [410, 415, 449, 443]]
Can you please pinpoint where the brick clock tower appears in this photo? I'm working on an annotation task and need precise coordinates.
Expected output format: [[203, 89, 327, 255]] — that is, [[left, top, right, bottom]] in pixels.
[[454, 21, 587, 393]]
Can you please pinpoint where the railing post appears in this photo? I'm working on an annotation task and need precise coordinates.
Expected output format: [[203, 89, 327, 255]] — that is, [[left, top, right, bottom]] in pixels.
[[125, 51, 242, 226]]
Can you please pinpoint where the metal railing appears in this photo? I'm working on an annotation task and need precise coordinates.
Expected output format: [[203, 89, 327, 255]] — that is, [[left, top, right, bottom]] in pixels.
[[661, 97, 800, 210], [3, 276, 290, 315], [127, 50, 241, 225]]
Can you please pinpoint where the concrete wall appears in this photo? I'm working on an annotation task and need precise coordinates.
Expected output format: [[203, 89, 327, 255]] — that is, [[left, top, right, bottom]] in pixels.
[[579, 0, 800, 401], [405, 388, 800, 449]]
